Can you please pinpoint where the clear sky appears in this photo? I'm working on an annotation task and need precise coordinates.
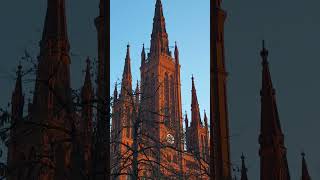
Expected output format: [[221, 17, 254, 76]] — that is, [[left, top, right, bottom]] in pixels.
[[110, 0, 210, 123]]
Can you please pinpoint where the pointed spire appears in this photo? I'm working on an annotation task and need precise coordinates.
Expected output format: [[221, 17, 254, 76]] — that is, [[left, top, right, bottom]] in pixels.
[[191, 75, 201, 127], [150, 0, 170, 56], [113, 81, 118, 102], [14, 63, 23, 96], [41, 0, 69, 49], [204, 110, 208, 127], [259, 40, 290, 180], [141, 43, 146, 66], [84, 57, 92, 87], [81, 58, 93, 155], [185, 111, 189, 128], [240, 153, 248, 180], [34, 0, 72, 114], [174, 41, 179, 64], [260, 40, 283, 136], [81, 57, 93, 112], [123, 44, 132, 78], [121, 44, 133, 97], [301, 152, 311, 180], [11, 63, 24, 122], [135, 80, 140, 106]]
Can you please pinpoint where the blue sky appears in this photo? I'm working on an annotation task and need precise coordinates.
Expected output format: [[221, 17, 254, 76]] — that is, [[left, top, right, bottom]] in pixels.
[[110, 0, 210, 122]]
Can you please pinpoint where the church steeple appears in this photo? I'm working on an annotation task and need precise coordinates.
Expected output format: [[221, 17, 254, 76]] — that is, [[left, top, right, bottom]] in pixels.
[[81, 57, 93, 176], [113, 81, 118, 103], [259, 40, 290, 180], [135, 80, 140, 109], [191, 75, 201, 127], [40, 0, 70, 55], [185, 111, 189, 128], [174, 41, 179, 64], [34, 0, 72, 114], [120, 44, 132, 98], [83, 57, 92, 91], [240, 154, 248, 180], [150, 0, 170, 56], [11, 63, 24, 123], [260, 40, 284, 136], [204, 110, 208, 127], [301, 152, 311, 180], [141, 44, 146, 66], [81, 57, 93, 109], [123, 44, 132, 79]]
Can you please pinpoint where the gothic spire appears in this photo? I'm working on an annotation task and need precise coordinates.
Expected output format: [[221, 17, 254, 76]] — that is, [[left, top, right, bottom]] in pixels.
[[260, 40, 283, 137], [240, 153, 248, 180], [123, 44, 132, 78], [84, 58, 92, 86], [150, 0, 170, 56], [301, 152, 311, 180], [81, 57, 93, 126], [121, 44, 132, 97], [141, 44, 146, 66], [41, 0, 69, 51], [113, 81, 118, 102], [174, 41, 179, 64], [11, 63, 24, 122], [259, 40, 290, 180], [14, 63, 23, 100], [191, 75, 201, 127], [135, 80, 140, 107], [185, 111, 189, 128], [204, 110, 208, 127], [33, 0, 72, 115], [82, 57, 93, 100]]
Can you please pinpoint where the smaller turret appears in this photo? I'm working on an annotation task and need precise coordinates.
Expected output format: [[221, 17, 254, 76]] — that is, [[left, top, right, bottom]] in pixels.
[[113, 81, 118, 104], [141, 44, 146, 66], [135, 80, 140, 110], [81, 57, 93, 177], [174, 41, 179, 64], [11, 63, 24, 123], [81, 57, 93, 134], [191, 75, 201, 127], [301, 152, 311, 180], [204, 110, 208, 128], [240, 153, 248, 180], [184, 111, 189, 128]]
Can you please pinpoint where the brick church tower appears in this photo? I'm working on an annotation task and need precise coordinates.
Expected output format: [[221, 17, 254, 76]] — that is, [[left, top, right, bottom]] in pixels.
[[139, 0, 184, 177]]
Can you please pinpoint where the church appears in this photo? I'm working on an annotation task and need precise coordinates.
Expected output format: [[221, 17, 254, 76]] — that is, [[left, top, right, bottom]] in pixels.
[[111, 0, 209, 179]]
